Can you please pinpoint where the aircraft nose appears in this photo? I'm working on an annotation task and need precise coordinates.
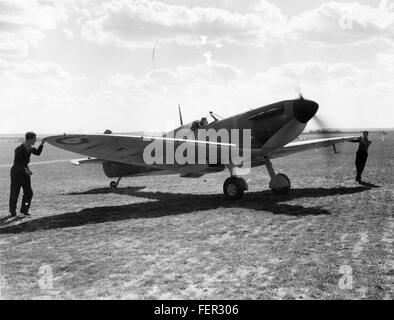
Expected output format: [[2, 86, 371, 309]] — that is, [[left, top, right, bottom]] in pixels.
[[293, 99, 319, 123]]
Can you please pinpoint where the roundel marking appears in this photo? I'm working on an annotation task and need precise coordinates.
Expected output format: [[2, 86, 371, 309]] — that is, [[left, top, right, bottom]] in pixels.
[[56, 137, 90, 145]]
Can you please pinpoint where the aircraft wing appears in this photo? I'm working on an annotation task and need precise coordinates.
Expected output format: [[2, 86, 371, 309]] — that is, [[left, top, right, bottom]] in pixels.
[[45, 134, 237, 166], [269, 136, 359, 159]]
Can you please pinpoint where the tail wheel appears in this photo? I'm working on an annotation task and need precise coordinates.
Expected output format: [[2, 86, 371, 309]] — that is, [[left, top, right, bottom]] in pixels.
[[110, 181, 118, 189], [223, 177, 247, 200]]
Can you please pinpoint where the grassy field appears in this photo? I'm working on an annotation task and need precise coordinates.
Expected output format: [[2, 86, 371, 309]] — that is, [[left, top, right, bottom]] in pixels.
[[0, 132, 393, 299]]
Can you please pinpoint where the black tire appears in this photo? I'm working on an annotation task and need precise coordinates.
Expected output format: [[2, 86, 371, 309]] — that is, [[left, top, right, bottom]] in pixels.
[[223, 177, 245, 200], [271, 173, 290, 195], [110, 181, 117, 189], [237, 177, 248, 191]]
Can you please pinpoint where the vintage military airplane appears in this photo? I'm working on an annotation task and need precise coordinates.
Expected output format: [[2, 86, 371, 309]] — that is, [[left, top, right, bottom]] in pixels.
[[46, 97, 357, 200]]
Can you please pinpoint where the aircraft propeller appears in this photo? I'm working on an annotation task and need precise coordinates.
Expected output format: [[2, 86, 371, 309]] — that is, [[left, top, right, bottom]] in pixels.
[[311, 114, 330, 132], [293, 87, 329, 135]]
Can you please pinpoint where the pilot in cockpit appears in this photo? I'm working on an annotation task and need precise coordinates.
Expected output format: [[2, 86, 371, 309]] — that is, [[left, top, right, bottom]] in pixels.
[[191, 117, 209, 131], [199, 117, 208, 127]]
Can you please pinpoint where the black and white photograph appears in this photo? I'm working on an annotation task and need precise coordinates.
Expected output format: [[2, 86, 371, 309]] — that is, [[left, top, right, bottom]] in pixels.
[[0, 0, 393, 303]]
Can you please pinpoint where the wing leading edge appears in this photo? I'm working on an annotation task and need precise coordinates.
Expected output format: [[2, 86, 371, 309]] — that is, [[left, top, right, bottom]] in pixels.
[[269, 136, 358, 159]]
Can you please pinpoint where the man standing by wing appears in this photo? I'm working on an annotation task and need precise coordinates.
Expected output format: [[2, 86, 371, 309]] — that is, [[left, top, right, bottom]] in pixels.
[[352, 131, 371, 183], [9, 132, 46, 217]]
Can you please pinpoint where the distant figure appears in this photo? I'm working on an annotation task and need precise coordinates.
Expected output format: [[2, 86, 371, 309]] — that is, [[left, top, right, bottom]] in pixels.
[[9, 132, 46, 217], [351, 131, 371, 183]]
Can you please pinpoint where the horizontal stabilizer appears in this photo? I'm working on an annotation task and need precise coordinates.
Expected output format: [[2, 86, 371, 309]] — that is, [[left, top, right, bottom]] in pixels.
[[70, 157, 102, 166]]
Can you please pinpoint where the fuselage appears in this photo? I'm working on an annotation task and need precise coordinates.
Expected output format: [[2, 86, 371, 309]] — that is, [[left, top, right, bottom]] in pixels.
[[168, 97, 318, 151], [102, 97, 319, 177]]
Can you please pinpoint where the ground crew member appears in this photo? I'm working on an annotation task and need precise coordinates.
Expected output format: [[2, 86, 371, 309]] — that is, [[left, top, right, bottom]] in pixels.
[[9, 132, 46, 217], [352, 131, 371, 183]]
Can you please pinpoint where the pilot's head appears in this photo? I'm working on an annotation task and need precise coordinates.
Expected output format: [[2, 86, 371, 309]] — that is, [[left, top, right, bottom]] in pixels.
[[363, 131, 369, 138], [200, 117, 208, 126]]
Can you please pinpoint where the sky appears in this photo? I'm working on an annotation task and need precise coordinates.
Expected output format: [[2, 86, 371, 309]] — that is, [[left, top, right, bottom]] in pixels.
[[0, 0, 393, 134]]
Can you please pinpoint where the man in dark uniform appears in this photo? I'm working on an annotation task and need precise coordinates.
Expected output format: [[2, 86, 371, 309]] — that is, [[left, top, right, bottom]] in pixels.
[[9, 132, 46, 217], [352, 131, 371, 183]]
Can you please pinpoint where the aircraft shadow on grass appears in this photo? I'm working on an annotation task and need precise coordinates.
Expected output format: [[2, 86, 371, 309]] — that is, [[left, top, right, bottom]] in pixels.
[[0, 185, 378, 234]]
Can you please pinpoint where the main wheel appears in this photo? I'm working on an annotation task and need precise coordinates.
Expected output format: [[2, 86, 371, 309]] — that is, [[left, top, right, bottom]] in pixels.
[[237, 177, 248, 191], [269, 173, 290, 194], [110, 181, 118, 189], [223, 177, 247, 200]]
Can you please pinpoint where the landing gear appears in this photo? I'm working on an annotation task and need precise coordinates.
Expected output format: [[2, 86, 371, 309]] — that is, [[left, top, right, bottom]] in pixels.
[[265, 157, 291, 194], [110, 177, 122, 189], [223, 177, 248, 200], [223, 164, 248, 200], [269, 173, 290, 194]]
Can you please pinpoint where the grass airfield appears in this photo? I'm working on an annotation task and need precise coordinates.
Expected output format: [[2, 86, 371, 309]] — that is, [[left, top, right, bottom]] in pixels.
[[0, 132, 393, 299]]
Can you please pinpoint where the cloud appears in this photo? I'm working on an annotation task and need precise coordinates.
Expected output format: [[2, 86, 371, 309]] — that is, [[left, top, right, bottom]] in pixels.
[[75, 0, 394, 51], [290, 1, 394, 45], [107, 60, 374, 107], [0, 28, 44, 58], [0, 0, 67, 57], [101, 56, 394, 131], [265, 62, 363, 82], [0, 0, 66, 30], [2, 1, 393, 132], [80, 0, 288, 48], [203, 51, 212, 63], [199, 35, 208, 45], [62, 28, 75, 39], [100, 59, 248, 130], [103, 58, 245, 121], [377, 51, 394, 67], [109, 58, 244, 91], [376, 52, 394, 75], [0, 60, 82, 124], [77, 1, 394, 49], [1, 60, 75, 86]]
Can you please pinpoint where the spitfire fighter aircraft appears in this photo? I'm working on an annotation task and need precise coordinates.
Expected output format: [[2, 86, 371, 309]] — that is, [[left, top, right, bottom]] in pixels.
[[46, 97, 357, 200]]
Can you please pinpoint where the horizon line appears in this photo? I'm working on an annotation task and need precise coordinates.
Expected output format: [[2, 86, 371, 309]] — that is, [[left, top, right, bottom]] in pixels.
[[1, 127, 394, 136]]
